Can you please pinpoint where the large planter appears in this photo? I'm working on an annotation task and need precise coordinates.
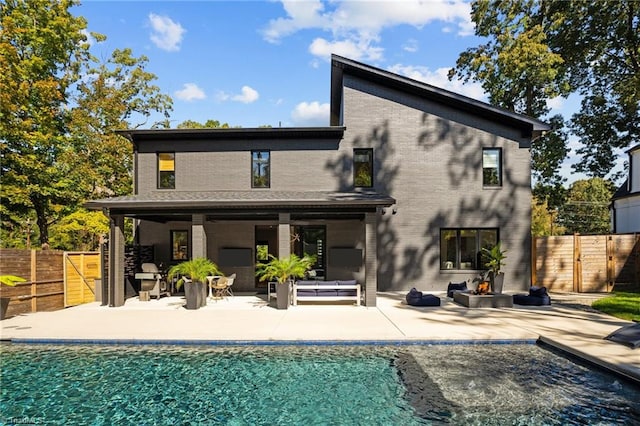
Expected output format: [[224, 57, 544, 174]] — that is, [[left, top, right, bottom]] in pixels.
[[1, 297, 10, 320], [198, 281, 207, 307], [184, 281, 200, 310], [275, 282, 290, 310], [491, 272, 505, 294]]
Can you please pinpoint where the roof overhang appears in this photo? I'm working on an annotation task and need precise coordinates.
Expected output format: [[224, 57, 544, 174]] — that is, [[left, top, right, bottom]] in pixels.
[[86, 190, 396, 219], [117, 127, 346, 150], [330, 54, 550, 140]]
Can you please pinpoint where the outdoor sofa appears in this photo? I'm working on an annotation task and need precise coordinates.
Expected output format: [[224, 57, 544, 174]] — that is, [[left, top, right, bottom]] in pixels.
[[292, 280, 361, 305]]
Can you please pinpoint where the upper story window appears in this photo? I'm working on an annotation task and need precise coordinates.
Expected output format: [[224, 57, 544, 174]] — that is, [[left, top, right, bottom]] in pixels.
[[252, 150, 270, 188], [158, 153, 175, 189], [354, 148, 373, 188], [482, 148, 502, 187]]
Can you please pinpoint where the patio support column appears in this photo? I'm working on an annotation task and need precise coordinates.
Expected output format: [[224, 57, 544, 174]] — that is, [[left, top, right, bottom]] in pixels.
[[278, 213, 291, 258], [191, 214, 206, 259], [108, 214, 125, 307], [364, 211, 378, 307]]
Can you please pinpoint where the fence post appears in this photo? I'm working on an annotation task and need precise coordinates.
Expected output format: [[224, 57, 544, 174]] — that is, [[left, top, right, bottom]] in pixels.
[[573, 233, 582, 293], [531, 236, 537, 286], [30, 249, 37, 312], [606, 235, 615, 292]]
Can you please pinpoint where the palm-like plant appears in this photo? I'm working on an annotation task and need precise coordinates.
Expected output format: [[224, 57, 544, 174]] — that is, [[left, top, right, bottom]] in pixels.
[[256, 254, 314, 285], [482, 242, 507, 276], [0, 275, 26, 286], [168, 257, 222, 290]]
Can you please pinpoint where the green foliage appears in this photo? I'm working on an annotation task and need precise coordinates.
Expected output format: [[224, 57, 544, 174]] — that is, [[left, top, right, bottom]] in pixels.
[[1, 0, 173, 249], [49, 209, 108, 251], [531, 196, 565, 237], [0, 275, 26, 286], [592, 292, 640, 322], [481, 242, 507, 275], [256, 254, 315, 285], [451, 0, 640, 181], [558, 178, 615, 235], [1, 0, 93, 245], [168, 257, 222, 289], [177, 119, 230, 129]]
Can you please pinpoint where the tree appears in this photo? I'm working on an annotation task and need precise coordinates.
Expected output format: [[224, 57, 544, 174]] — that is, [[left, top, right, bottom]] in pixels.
[[68, 48, 173, 199], [48, 209, 108, 251], [1, 0, 173, 247], [1, 0, 91, 246], [449, 0, 571, 192], [531, 196, 564, 236], [558, 178, 615, 235], [450, 0, 640, 180], [177, 119, 230, 129], [553, 1, 640, 177]]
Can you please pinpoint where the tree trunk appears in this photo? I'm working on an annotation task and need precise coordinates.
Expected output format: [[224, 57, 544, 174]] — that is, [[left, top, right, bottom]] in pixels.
[[31, 195, 49, 247]]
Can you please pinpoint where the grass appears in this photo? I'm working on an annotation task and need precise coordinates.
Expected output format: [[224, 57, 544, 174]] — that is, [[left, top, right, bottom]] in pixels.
[[591, 292, 640, 322]]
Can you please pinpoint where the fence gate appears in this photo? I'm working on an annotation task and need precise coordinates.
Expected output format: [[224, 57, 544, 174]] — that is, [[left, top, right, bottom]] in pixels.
[[64, 252, 100, 307]]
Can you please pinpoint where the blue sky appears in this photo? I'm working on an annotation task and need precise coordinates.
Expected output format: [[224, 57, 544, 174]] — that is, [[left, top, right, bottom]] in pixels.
[[74, 0, 611, 183]]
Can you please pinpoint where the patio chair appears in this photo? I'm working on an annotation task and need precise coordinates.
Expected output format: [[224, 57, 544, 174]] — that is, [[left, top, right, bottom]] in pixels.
[[224, 273, 236, 297], [211, 276, 229, 300]]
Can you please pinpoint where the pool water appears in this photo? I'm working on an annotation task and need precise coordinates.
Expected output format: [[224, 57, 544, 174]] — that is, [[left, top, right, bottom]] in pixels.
[[0, 343, 638, 425]]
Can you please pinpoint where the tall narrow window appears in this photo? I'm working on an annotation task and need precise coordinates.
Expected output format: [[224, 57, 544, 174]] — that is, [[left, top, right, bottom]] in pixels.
[[252, 151, 270, 188], [158, 153, 175, 189], [354, 148, 373, 187], [482, 148, 502, 187]]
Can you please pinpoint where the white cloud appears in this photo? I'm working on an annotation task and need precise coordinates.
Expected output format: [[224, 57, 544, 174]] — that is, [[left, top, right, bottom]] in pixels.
[[388, 64, 486, 101], [309, 37, 383, 62], [291, 101, 330, 126], [174, 83, 206, 102], [263, 0, 472, 61], [233, 86, 259, 103], [402, 38, 419, 53], [148, 13, 185, 52], [217, 86, 260, 104]]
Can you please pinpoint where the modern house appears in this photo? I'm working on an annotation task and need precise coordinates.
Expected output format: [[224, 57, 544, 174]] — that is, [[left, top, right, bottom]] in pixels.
[[611, 144, 640, 233], [87, 55, 549, 307]]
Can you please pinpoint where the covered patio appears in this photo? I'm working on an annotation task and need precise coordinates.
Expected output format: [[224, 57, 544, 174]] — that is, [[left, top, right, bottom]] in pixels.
[[86, 190, 395, 308]]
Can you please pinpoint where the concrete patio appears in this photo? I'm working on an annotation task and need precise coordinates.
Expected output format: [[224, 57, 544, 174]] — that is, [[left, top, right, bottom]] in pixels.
[[1, 292, 638, 383]]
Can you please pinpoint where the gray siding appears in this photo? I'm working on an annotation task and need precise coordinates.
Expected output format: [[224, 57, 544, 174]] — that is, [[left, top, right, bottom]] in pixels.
[[342, 75, 532, 292], [135, 74, 533, 295], [136, 139, 344, 194]]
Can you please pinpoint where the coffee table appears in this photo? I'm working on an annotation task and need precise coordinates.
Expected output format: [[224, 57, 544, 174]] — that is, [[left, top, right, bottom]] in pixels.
[[453, 292, 513, 308]]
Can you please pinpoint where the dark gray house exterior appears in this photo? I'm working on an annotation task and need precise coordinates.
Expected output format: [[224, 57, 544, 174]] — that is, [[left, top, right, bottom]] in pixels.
[[87, 55, 548, 307]]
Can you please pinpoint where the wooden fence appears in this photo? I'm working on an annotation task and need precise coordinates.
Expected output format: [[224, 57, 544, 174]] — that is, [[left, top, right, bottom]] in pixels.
[[0, 249, 99, 319], [533, 234, 640, 293]]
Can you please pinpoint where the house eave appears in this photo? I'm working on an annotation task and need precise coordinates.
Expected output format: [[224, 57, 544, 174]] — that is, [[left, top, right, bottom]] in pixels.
[[330, 54, 549, 138]]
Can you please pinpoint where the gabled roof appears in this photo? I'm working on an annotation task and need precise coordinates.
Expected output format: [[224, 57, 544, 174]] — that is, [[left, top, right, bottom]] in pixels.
[[330, 55, 549, 139]]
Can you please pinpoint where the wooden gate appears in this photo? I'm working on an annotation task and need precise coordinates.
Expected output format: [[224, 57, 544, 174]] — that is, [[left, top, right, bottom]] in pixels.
[[534, 234, 640, 293], [64, 252, 100, 307]]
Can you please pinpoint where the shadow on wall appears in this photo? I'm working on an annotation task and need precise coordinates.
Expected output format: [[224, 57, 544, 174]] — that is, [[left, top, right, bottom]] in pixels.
[[412, 114, 533, 290], [325, 121, 399, 290]]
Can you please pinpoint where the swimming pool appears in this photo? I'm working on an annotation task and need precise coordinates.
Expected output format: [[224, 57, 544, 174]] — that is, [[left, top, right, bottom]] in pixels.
[[0, 343, 638, 425]]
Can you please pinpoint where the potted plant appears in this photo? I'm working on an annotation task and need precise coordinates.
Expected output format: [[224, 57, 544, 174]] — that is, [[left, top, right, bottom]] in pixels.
[[168, 258, 222, 310], [1, 275, 26, 320], [482, 242, 507, 294], [256, 254, 314, 309]]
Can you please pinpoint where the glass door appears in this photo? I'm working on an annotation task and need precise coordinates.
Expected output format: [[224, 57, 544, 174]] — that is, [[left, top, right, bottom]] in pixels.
[[292, 226, 326, 279]]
